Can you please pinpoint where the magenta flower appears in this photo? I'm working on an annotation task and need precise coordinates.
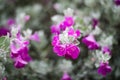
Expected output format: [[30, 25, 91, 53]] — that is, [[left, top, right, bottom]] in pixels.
[[92, 18, 98, 28], [102, 46, 111, 55], [30, 32, 40, 42], [10, 39, 31, 68], [13, 47, 31, 68], [2, 77, 7, 80], [7, 18, 15, 26], [65, 44, 80, 59], [10, 39, 29, 53], [11, 47, 31, 68], [51, 35, 60, 46], [97, 62, 112, 76], [63, 16, 74, 27], [114, 0, 120, 6], [53, 44, 66, 56], [58, 16, 74, 31], [68, 28, 80, 38], [75, 30, 81, 37], [59, 22, 67, 31], [51, 16, 74, 33], [82, 35, 99, 50], [51, 14, 80, 59], [68, 28, 75, 36], [52, 26, 80, 59], [0, 27, 10, 37], [24, 15, 30, 22], [61, 72, 72, 80], [53, 44, 80, 59], [13, 54, 28, 68], [51, 25, 60, 34]]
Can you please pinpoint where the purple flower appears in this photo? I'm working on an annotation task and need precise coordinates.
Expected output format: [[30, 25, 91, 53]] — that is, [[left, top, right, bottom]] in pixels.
[[11, 47, 31, 68], [51, 25, 60, 34], [68, 28, 75, 36], [63, 16, 74, 27], [58, 16, 74, 31], [68, 28, 80, 38], [114, 0, 120, 6], [7, 18, 15, 26], [65, 44, 80, 59], [51, 35, 60, 46], [75, 30, 81, 37], [10, 39, 29, 53], [10, 39, 31, 68], [97, 62, 112, 76], [14, 55, 28, 68], [30, 32, 40, 42], [2, 77, 7, 80], [92, 18, 98, 28], [51, 16, 74, 33], [0, 27, 10, 37], [102, 46, 111, 55], [59, 22, 67, 31], [82, 35, 99, 50], [53, 44, 66, 56], [61, 72, 72, 80], [24, 15, 30, 22], [53, 44, 80, 59], [51, 15, 80, 59]]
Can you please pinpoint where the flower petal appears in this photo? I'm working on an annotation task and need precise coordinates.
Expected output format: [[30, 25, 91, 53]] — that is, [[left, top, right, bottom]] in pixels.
[[53, 45, 66, 56]]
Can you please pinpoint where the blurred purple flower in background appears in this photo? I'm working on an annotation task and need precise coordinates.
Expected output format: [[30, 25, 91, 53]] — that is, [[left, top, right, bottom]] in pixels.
[[24, 15, 30, 22], [7, 18, 15, 26], [92, 18, 99, 28], [2, 77, 7, 80], [0, 27, 10, 37], [30, 32, 40, 42], [61, 72, 72, 80], [114, 0, 120, 6]]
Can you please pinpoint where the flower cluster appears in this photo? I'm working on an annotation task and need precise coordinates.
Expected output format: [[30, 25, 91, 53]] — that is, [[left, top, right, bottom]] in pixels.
[[8, 15, 40, 68], [81, 29, 112, 76], [10, 37, 31, 68], [51, 8, 112, 77], [81, 17, 112, 76], [51, 8, 81, 59], [82, 24, 112, 76], [96, 46, 112, 76]]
